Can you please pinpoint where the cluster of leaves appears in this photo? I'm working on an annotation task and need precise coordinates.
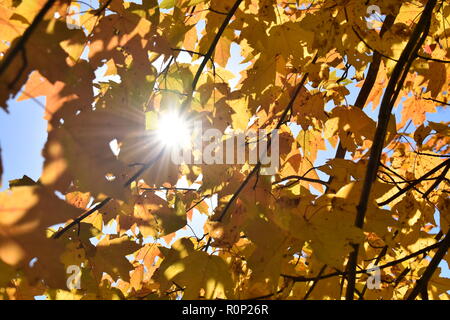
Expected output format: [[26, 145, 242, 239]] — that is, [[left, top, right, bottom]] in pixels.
[[0, 0, 449, 300]]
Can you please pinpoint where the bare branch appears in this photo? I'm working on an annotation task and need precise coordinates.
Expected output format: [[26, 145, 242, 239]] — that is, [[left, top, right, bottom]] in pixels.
[[140, 187, 197, 192], [346, 0, 438, 299], [377, 158, 450, 206], [182, 0, 243, 113], [282, 240, 442, 283], [203, 55, 319, 251], [94, 0, 113, 16], [273, 175, 329, 187], [53, 149, 165, 239], [52, 197, 112, 239], [417, 54, 450, 64], [330, 15, 395, 169], [303, 264, 327, 300], [423, 97, 450, 106], [407, 229, 450, 300], [422, 162, 450, 198], [0, 0, 56, 78]]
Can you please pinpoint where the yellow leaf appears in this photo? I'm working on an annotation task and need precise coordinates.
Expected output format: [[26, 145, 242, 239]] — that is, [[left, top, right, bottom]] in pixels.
[[155, 238, 234, 299]]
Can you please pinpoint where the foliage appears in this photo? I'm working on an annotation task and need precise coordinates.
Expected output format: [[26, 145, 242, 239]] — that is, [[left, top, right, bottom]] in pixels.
[[0, 0, 449, 300]]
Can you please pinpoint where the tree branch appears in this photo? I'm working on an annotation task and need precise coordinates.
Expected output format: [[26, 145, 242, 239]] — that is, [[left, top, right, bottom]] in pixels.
[[359, 245, 388, 298], [351, 25, 398, 62], [346, 0, 438, 300], [208, 7, 228, 16], [52, 197, 112, 239], [53, 149, 165, 239], [406, 229, 450, 300], [282, 240, 442, 282], [422, 162, 450, 198], [423, 97, 450, 106], [417, 54, 450, 64], [303, 264, 327, 300], [94, 0, 113, 16], [0, 0, 56, 78], [122, 148, 165, 187], [140, 187, 197, 191], [213, 62, 315, 224], [202, 55, 319, 251], [273, 175, 329, 186], [181, 0, 243, 114], [330, 15, 395, 167], [377, 158, 450, 206]]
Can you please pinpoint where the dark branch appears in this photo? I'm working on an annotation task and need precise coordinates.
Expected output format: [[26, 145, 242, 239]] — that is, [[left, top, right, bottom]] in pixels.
[[377, 158, 450, 206], [54, 149, 165, 239], [140, 187, 197, 191], [273, 175, 329, 186], [417, 54, 450, 64], [282, 240, 442, 282], [184, 0, 243, 110], [0, 0, 56, 78], [351, 25, 398, 62], [359, 245, 388, 298], [208, 7, 228, 16], [330, 15, 395, 173], [379, 163, 428, 197], [94, 0, 113, 16], [346, 0, 438, 299], [52, 197, 112, 239], [423, 97, 450, 106], [214, 56, 318, 224], [422, 162, 450, 198], [203, 55, 318, 251], [122, 148, 165, 187], [407, 229, 450, 300], [303, 264, 327, 300]]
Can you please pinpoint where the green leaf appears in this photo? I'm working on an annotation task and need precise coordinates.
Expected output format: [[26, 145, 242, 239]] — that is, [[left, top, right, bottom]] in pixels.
[[160, 0, 175, 9]]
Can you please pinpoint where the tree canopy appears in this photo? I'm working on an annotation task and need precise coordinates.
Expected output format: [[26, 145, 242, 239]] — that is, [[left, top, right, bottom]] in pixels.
[[0, 0, 449, 300]]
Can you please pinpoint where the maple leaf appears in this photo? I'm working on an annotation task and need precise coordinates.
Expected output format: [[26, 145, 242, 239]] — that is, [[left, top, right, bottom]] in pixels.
[[0, 185, 82, 287], [324, 105, 376, 153], [86, 235, 140, 282], [400, 96, 436, 128], [154, 238, 234, 299], [0, 18, 86, 110]]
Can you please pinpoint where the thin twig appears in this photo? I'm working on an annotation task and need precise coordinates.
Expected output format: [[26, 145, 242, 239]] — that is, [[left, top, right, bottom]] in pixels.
[[330, 14, 395, 172], [54, 149, 166, 239], [378, 158, 450, 206], [282, 240, 442, 282], [303, 264, 327, 300], [94, 0, 113, 16], [140, 187, 197, 191], [182, 0, 243, 113], [423, 97, 450, 106], [203, 55, 318, 251], [273, 175, 329, 186], [52, 197, 112, 239], [422, 163, 450, 198], [417, 54, 450, 64]]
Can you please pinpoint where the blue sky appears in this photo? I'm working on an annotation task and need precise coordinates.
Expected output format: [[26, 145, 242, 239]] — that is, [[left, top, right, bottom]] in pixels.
[[0, 96, 47, 188]]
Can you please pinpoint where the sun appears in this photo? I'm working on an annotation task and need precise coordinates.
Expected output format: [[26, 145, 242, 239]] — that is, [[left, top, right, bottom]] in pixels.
[[155, 111, 191, 149]]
